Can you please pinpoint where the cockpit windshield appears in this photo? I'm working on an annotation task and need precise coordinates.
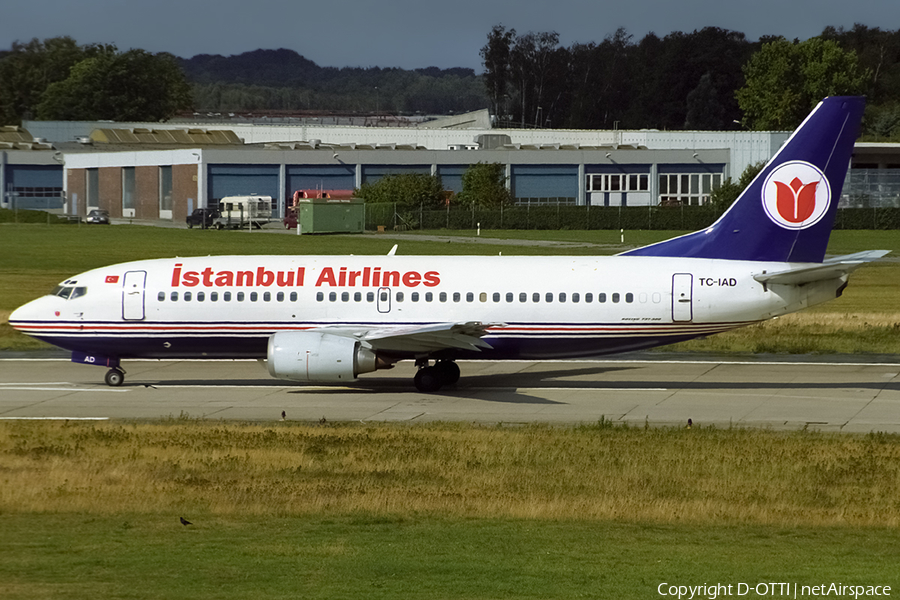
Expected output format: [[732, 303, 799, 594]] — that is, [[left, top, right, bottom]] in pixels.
[[51, 285, 87, 300]]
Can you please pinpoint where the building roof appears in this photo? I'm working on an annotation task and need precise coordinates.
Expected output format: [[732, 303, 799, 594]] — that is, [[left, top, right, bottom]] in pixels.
[[91, 127, 242, 145], [0, 126, 53, 150]]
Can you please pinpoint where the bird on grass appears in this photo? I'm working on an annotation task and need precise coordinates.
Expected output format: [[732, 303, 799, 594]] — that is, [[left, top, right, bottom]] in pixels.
[[180, 517, 192, 526], [281, 410, 286, 421]]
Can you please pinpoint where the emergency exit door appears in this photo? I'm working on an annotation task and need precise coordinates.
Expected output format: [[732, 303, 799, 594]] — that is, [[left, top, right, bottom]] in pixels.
[[671, 273, 693, 322]]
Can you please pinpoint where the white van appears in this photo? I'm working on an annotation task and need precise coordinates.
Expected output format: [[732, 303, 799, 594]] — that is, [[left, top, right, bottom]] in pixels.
[[214, 195, 273, 229]]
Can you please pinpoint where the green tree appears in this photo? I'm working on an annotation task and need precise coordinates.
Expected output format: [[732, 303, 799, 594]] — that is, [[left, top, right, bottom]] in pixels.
[[37, 49, 192, 121], [455, 163, 511, 208], [0, 37, 113, 125], [355, 173, 445, 209], [736, 37, 870, 130], [480, 25, 515, 120], [709, 160, 766, 210]]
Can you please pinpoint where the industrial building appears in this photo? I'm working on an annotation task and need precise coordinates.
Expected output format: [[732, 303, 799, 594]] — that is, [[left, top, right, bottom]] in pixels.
[[2, 110, 898, 222]]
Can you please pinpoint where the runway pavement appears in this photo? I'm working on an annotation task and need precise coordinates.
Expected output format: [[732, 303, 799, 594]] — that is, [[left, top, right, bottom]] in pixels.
[[2, 354, 899, 432]]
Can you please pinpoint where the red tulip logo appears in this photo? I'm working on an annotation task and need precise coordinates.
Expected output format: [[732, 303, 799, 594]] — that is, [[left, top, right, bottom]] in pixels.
[[762, 161, 830, 230], [774, 177, 819, 223]]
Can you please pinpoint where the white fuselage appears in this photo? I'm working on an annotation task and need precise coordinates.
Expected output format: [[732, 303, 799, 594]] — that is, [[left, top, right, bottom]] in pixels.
[[11, 254, 844, 361]]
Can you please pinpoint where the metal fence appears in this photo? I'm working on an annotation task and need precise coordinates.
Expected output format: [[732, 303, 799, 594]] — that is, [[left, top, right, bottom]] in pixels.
[[365, 202, 900, 231], [842, 169, 900, 209]]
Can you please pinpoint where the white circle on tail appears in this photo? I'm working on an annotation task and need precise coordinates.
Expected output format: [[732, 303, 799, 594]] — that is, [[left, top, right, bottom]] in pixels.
[[761, 161, 831, 230]]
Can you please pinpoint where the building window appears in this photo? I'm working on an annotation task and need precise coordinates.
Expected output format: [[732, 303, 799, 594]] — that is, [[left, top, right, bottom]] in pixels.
[[87, 169, 99, 208], [588, 173, 649, 192], [159, 166, 173, 214], [122, 167, 135, 215], [658, 173, 722, 206]]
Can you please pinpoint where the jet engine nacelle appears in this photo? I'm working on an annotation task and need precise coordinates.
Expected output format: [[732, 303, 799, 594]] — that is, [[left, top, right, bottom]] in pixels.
[[267, 331, 377, 382]]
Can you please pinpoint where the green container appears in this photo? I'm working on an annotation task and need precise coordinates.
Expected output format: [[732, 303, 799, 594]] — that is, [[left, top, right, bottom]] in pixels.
[[296, 198, 365, 233]]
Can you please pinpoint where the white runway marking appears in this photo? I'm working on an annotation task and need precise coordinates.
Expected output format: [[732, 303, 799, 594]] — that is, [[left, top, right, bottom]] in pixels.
[[0, 383, 129, 393]]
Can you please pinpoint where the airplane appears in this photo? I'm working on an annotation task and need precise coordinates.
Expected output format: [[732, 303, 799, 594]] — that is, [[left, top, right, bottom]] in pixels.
[[9, 96, 888, 392]]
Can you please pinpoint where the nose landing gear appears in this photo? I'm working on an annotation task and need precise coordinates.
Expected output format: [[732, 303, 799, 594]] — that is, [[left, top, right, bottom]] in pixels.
[[413, 359, 460, 393], [104, 367, 125, 387]]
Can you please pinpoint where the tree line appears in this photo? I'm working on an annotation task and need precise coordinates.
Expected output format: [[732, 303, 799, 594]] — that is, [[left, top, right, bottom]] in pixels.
[[482, 24, 900, 135], [2, 25, 900, 138]]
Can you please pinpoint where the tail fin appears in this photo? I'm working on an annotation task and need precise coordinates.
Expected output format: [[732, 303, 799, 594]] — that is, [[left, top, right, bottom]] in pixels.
[[622, 96, 865, 263]]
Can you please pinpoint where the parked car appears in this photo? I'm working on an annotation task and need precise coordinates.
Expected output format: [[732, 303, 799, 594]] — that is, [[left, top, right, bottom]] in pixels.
[[85, 209, 110, 225], [186, 208, 220, 229]]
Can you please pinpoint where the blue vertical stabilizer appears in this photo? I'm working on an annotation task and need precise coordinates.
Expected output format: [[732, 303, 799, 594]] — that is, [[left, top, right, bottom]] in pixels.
[[622, 96, 865, 263]]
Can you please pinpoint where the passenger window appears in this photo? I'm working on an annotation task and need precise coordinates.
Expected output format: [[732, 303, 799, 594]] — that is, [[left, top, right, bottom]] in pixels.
[[158, 292, 165, 302], [380, 291, 388, 302], [211, 292, 218, 302], [290, 292, 298, 302], [224, 292, 232, 301], [170, 291, 178, 301], [453, 292, 461, 302], [466, 292, 474, 302], [354, 292, 362, 302], [237, 292, 245, 302], [341, 292, 349, 302], [250, 292, 258, 302], [612, 293, 620, 303], [533, 292, 540, 303], [572, 293, 580, 303], [598, 293, 606, 303], [367, 292, 375, 302], [263, 292, 271, 302], [440, 292, 447, 302], [480, 292, 488, 302], [329, 292, 337, 302], [545, 292, 553, 303], [559, 293, 566, 303], [626, 293, 634, 303], [506, 292, 513, 303], [425, 292, 433, 302], [317, 292, 324, 301], [411, 292, 419, 302], [276, 292, 284, 302], [396, 292, 404, 302], [197, 292, 205, 302], [520, 292, 527, 302], [585, 293, 593, 303], [184, 292, 192, 301]]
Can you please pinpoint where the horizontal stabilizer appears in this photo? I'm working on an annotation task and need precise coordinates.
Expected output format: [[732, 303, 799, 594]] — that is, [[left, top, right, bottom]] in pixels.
[[753, 250, 889, 285]]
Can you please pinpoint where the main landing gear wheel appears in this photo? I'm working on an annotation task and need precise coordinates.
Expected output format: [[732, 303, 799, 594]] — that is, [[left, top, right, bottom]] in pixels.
[[413, 360, 460, 393], [105, 368, 125, 387]]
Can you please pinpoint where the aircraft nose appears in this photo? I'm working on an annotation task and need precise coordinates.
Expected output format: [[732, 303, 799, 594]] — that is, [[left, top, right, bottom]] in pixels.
[[8, 298, 45, 332]]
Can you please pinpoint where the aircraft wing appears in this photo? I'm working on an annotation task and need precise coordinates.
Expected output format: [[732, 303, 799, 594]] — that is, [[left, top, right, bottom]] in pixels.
[[753, 250, 890, 286], [317, 321, 504, 353]]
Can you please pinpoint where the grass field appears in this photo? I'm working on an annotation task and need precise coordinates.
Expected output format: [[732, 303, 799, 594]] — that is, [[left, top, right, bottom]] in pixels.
[[1, 420, 899, 599]]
